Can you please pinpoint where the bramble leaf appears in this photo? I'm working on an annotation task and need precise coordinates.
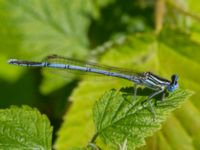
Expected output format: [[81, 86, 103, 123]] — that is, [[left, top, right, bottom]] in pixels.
[[93, 88, 193, 149], [0, 105, 53, 150]]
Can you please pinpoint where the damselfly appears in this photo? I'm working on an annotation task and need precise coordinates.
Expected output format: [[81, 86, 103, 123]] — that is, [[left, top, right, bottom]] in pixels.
[[8, 55, 179, 117]]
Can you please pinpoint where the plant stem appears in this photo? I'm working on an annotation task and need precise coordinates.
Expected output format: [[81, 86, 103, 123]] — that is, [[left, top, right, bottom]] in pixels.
[[166, 0, 200, 22], [155, 0, 166, 34], [90, 132, 99, 143]]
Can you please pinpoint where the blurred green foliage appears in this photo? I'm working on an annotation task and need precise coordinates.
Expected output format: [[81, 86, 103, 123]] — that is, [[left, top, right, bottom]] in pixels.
[[0, 0, 200, 149]]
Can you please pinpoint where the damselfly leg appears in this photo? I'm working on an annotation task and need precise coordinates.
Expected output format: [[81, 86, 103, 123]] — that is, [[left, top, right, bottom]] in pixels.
[[133, 84, 138, 100], [155, 91, 166, 106], [147, 88, 165, 118]]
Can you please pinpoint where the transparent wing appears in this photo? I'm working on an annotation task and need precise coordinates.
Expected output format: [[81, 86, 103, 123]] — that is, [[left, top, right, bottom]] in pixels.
[[44, 54, 140, 77]]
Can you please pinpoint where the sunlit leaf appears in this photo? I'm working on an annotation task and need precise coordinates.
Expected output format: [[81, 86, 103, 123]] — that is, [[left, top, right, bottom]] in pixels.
[[0, 0, 97, 93]]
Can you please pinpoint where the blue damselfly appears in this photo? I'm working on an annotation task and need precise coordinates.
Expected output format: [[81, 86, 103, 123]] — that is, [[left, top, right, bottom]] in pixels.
[[8, 55, 179, 116]]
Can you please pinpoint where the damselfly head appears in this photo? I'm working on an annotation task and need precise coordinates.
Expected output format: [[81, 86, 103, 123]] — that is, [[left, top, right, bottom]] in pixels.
[[167, 74, 178, 92]]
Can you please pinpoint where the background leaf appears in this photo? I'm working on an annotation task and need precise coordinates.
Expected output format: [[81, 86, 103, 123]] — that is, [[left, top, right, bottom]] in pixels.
[[0, 0, 98, 94]]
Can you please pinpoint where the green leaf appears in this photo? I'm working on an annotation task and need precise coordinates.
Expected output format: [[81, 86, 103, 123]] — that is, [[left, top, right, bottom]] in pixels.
[[2, 0, 91, 57], [0, 105, 53, 150], [159, 29, 200, 65], [92, 88, 192, 149], [0, 0, 96, 93]]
